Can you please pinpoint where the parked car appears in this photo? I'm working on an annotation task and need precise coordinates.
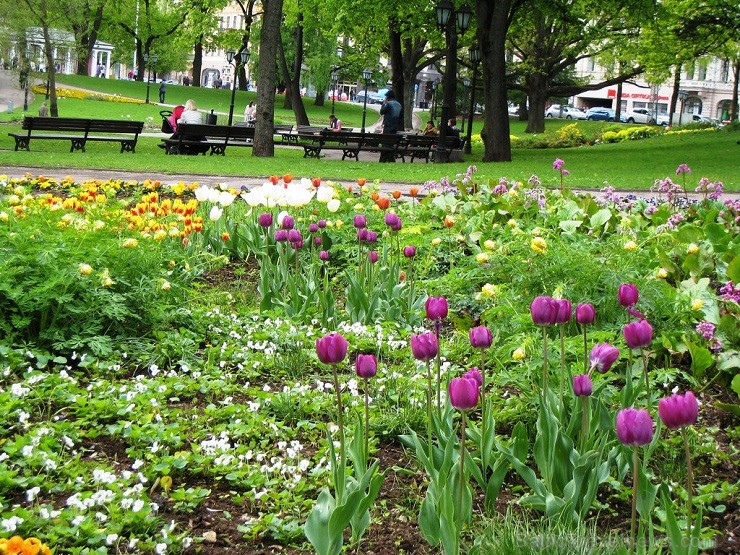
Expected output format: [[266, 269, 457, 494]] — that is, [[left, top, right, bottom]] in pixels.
[[624, 108, 657, 124], [545, 104, 586, 120], [656, 114, 670, 126], [585, 107, 619, 121], [355, 90, 384, 104], [691, 114, 720, 126]]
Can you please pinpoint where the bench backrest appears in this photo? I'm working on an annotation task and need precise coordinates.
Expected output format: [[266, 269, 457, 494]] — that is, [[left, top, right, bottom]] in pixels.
[[22, 117, 145, 135], [403, 134, 458, 147], [297, 125, 326, 134], [273, 124, 294, 132], [88, 119, 145, 134], [175, 123, 255, 141]]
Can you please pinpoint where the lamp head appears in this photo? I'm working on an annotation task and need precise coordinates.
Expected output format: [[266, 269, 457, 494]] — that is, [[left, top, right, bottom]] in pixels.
[[468, 44, 481, 64], [239, 50, 250, 65], [456, 3, 472, 33], [226, 49, 236, 64], [435, 0, 453, 30], [362, 68, 372, 81]]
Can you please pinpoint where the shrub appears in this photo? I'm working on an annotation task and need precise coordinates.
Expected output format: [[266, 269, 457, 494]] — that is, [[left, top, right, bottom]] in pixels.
[[556, 123, 586, 146]]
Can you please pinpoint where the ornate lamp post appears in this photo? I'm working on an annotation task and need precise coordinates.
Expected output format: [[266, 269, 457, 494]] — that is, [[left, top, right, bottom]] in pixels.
[[331, 45, 343, 116], [461, 76, 470, 133], [464, 44, 480, 154], [143, 54, 158, 104], [226, 49, 250, 126], [677, 90, 689, 126], [361, 68, 372, 133], [22, 50, 31, 112], [435, 1, 472, 162]]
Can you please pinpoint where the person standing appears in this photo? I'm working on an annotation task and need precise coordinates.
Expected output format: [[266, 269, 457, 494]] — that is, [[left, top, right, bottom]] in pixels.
[[244, 101, 256, 124], [159, 81, 167, 103], [379, 90, 402, 162]]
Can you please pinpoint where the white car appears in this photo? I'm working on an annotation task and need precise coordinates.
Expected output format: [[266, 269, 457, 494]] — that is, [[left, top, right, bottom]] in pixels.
[[545, 104, 585, 119], [691, 114, 720, 126], [624, 108, 657, 124]]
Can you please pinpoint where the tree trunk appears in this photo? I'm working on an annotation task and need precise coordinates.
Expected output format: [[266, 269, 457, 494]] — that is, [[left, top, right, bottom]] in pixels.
[[388, 24, 406, 131], [525, 74, 548, 133], [192, 40, 203, 87], [477, 0, 514, 162], [41, 18, 59, 116], [277, 39, 292, 110], [669, 65, 681, 119], [76, 4, 104, 75], [731, 60, 739, 123], [314, 91, 325, 106], [288, 13, 309, 126], [253, 0, 283, 157]]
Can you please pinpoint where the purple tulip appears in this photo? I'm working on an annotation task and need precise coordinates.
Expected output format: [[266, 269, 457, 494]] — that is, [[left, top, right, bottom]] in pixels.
[[628, 307, 646, 320], [589, 343, 620, 374], [355, 354, 378, 379], [281, 215, 295, 230], [391, 220, 402, 232], [319, 250, 330, 261], [448, 377, 479, 411], [309, 223, 319, 233], [368, 251, 378, 264], [403, 245, 416, 258], [288, 229, 302, 243], [555, 299, 572, 324], [530, 296, 559, 326], [576, 303, 595, 325], [618, 283, 639, 308], [623, 319, 653, 349], [410, 332, 439, 361], [572, 374, 593, 397], [469, 325, 493, 349], [357, 228, 368, 242], [616, 408, 654, 446], [314, 236, 322, 245], [275, 229, 289, 242], [291, 240, 304, 250], [425, 296, 448, 320], [385, 213, 400, 228], [365, 231, 378, 243], [315, 333, 348, 365], [317, 219, 327, 229], [463, 367, 483, 388], [258, 212, 273, 228], [658, 391, 698, 430], [353, 214, 367, 229]]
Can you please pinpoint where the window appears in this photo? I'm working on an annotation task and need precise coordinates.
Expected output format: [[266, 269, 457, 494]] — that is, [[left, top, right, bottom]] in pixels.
[[587, 58, 595, 72], [685, 62, 694, 80], [721, 60, 729, 82], [698, 61, 707, 81]]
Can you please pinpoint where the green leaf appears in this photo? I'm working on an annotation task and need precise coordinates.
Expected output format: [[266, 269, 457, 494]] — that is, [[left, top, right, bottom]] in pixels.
[[727, 255, 740, 284], [686, 341, 714, 379]]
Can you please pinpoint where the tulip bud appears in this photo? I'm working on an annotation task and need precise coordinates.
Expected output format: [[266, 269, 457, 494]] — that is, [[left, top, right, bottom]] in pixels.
[[425, 296, 448, 320], [355, 354, 378, 379], [410, 332, 438, 361], [368, 251, 378, 264], [258, 213, 273, 228], [449, 377, 479, 411], [353, 214, 367, 229], [530, 296, 559, 326], [623, 319, 653, 349], [315, 333, 348, 364], [403, 245, 416, 258], [281, 215, 295, 230], [616, 408, 654, 446], [469, 326, 493, 349], [589, 343, 620, 374], [658, 391, 698, 430], [319, 250, 330, 261], [275, 229, 288, 242], [576, 303, 595, 325], [572, 374, 593, 397], [618, 283, 639, 308], [554, 299, 572, 324], [463, 367, 483, 388]]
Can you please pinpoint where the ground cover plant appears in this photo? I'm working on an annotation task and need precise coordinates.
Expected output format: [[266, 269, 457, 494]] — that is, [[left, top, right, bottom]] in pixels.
[[0, 165, 738, 554]]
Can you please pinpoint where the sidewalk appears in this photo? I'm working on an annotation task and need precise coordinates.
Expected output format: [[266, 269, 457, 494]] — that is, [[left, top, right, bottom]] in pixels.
[[0, 68, 34, 114]]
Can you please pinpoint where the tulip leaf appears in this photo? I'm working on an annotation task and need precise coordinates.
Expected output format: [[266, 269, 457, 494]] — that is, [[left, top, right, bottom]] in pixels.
[[727, 254, 740, 283], [686, 341, 714, 380]]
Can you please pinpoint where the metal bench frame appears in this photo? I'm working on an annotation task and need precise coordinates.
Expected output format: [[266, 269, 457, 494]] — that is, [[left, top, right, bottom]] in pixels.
[[9, 117, 145, 153]]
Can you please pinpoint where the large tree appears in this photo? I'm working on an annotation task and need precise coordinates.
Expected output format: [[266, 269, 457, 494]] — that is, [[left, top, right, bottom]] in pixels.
[[253, 0, 283, 156]]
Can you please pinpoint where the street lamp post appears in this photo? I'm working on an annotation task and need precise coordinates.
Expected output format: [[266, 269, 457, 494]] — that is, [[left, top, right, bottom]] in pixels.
[[226, 49, 250, 126], [331, 68, 339, 115], [464, 45, 480, 155], [677, 90, 689, 126], [461, 77, 470, 134], [361, 68, 372, 133], [143, 54, 158, 104], [22, 51, 30, 112], [435, 1, 472, 163]]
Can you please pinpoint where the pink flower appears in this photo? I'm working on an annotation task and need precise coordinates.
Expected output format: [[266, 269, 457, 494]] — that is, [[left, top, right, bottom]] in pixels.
[[316, 333, 349, 365], [616, 408, 654, 446], [675, 164, 691, 176], [469, 325, 493, 349], [658, 391, 698, 430], [623, 319, 653, 349], [355, 354, 378, 379], [448, 377, 479, 411], [553, 158, 565, 171]]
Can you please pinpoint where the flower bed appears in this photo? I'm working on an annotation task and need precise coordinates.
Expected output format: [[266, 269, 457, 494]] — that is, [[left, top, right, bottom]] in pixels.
[[0, 168, 738, 554]]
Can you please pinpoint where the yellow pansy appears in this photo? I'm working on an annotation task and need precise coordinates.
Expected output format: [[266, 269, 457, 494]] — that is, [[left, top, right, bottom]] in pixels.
[[513, 347, 526, 360], [530, 236, 547, 254], [687, 243, 699, 254], [691, 299, 703, 311], [624, 240, 638, 251]]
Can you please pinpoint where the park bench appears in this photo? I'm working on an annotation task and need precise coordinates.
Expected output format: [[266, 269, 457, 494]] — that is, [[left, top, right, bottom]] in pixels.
[[297, 129, 402, 161], [160, 123, 255, 155], [397, 134, 464, 163], [9, 116, 145, 153], [274, 124, 298, 144]]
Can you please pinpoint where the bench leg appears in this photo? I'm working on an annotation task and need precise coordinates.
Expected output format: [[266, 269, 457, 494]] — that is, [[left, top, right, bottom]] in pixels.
[[14, 137, 30, 151], [70, 139, 86, 153], [120, 141, 136, 153]]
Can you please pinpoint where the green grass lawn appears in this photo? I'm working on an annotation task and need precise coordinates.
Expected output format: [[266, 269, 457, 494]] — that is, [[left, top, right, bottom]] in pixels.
[[1, 75, 737, 190]]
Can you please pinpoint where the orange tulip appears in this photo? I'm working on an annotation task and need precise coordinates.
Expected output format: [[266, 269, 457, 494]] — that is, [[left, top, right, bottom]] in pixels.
[[312, 177, 321, 187], [409, 187, 419, 197], [221, 232, 231, 241], [391, 190, 401, 199], [376, 197, 390, 210], [371, 192, 380, 201], [444, 215, 455, 228], [357, 178, 366, 186], [283, 174, 293, 183], [346, 185, 354, 193], [269, 175, 279, 184]]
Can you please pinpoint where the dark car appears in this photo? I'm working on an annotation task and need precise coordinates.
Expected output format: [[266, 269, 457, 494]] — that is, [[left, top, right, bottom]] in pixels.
[[585, 107, 618, 121]]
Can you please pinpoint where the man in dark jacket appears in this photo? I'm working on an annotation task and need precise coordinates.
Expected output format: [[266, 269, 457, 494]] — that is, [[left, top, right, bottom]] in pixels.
[[379, 90, 402, 162]]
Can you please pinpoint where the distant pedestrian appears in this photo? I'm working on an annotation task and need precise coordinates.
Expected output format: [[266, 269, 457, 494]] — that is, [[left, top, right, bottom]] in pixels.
[[183, 75, 190, 86], [38, 102, 49, 117], [244, 101, 256, 124], [159, 81, 166, 103], [379, 90, 402, 162]]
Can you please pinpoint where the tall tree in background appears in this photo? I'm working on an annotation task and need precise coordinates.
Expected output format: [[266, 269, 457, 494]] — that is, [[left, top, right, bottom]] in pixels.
[[254, 0, 283, 156], [184, 0, 230, 87], [57, 0, 105, 75], [476, 0, 523, 162]]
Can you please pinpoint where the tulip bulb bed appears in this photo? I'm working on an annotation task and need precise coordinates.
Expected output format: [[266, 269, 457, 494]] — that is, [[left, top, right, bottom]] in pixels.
[[0, 169, 738, 554]]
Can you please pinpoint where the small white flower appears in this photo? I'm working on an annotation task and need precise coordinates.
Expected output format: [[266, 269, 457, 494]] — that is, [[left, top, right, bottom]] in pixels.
[[106, 533, 118, 545], [26, 486, 40, 502]]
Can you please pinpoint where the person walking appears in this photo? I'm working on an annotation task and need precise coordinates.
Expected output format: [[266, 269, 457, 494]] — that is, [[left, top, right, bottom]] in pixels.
[[159, 81, 167, 103], [379, 90, 402, 162]]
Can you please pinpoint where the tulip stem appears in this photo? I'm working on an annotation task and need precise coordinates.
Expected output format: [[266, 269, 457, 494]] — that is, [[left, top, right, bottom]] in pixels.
[[332, 366, 345, 502], [435, 321, 442, 420], [682, 427, 693, 545], [541, 327, 549, 399], [580, 396, 589, 453], [641, 349, 651, 407], [582, 325, 588, 374], [480, 350, 487, 474], [364, 378, 370, 468], [457, 411, 466, 545], [630, 446, 639, 555], [426, 359, 433, 463], [559, 325, 567, 407]]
